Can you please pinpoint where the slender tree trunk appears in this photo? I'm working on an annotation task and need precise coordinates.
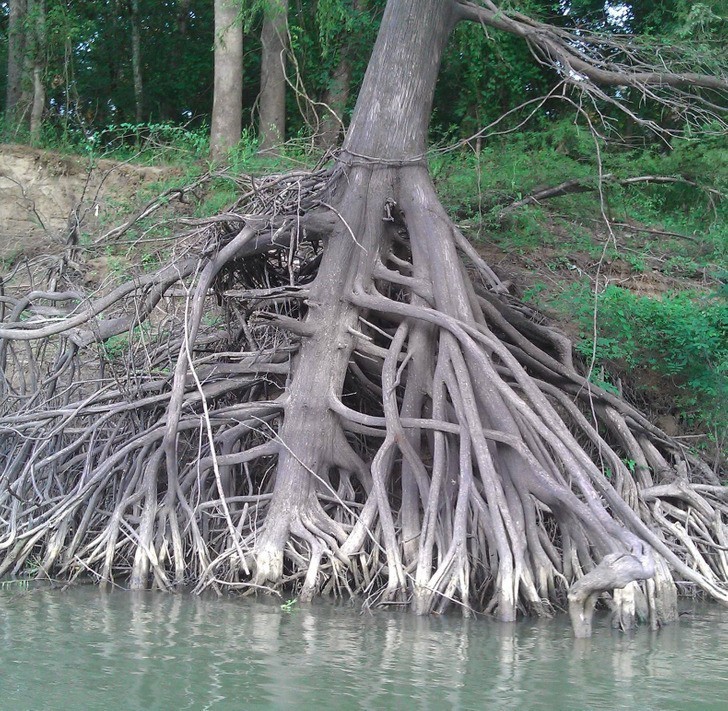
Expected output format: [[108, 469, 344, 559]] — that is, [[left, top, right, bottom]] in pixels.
[[258, 0, 288, 151], [316, 0, 363, 149], [6, 0, 29, 128], [317, 53, 351, 148], [130, 0, 144, 124], [210, 0, 243, 161], [28, 0, 46, 144], [176, 0, 192, 35]]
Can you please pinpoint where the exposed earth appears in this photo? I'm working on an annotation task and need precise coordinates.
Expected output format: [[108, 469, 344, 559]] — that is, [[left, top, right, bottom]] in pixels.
[[0, 143, 174, 264]]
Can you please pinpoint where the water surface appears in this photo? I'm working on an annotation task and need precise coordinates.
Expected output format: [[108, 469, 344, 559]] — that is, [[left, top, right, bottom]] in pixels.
[[1, 586, 726, 710]]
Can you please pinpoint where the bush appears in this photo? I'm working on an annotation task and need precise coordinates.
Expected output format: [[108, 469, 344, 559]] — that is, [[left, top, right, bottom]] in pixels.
[[570, 284, 727, 437]]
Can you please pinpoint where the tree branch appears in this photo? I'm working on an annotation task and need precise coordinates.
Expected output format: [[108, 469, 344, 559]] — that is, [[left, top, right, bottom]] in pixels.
[[500, 173, 725, 215], [455, 1, 727, 127]]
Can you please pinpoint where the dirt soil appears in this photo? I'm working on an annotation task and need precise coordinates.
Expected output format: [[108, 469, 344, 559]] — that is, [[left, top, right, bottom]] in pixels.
[[0, 143, 174, 263]]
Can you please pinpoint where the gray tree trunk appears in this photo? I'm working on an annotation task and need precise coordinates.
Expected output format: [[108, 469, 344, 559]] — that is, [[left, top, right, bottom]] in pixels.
[[253, 0, 458, 587], [210, 0, 243, 162], [130, 0, 144, 124], [317, 53, 351, 149], [316, 0, 363, 149], [28, 0, 46, 144], [258, 0, 288, 151], [344, 0, 454, 158], [5, 0, 29, 126]]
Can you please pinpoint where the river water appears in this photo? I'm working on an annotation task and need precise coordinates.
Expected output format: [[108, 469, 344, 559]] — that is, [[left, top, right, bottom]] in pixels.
[[1, 586, 726, 710]]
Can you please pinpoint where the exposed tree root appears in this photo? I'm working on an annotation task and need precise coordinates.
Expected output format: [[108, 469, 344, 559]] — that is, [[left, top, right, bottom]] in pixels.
[[1, 159, 726, 637]]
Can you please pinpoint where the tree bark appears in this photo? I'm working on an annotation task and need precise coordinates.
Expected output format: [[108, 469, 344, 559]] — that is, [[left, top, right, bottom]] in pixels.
[[317, 52, 351, 149], [343, 0, 455, 159], [28, 0, 46, 144], [210, 0, 243, 161], [316, 0, 363, 149], [253, 0, 458, 590], [130, 0, 144, 124], [258, 0, 288, 151], [5, 0, 29, 127]]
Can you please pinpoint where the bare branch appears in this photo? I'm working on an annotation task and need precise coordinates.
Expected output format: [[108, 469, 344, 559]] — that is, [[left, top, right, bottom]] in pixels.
[[500, 173, 725, 215], [456, 1, 727, 129]]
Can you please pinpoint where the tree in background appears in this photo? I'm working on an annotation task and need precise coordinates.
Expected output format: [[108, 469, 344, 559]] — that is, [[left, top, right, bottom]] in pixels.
[[4, 0, 27, 126], [129, 0, 143, 124], [3, 0, 46, 141], [210, 0, 243, 161], [258, 0, 288, 150], [27, 0, 44, 143], [309, 0, 371, 148]]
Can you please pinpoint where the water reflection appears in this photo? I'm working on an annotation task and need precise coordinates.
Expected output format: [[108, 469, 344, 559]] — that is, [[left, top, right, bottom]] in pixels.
[[0, 586, 727, 710]]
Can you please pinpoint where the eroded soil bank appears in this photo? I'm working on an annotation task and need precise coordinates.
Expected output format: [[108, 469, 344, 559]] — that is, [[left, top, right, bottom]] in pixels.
[[0, 143, 174, 263]]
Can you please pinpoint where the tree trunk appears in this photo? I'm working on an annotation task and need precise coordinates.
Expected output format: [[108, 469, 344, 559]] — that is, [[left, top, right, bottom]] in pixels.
[[258, 0, 288, 151], [176, 0, 192, 35], [130, 0, 144, 124], [5, 0, 29, 129], [28, 0, 46, 144], [315, 0, 363, 149], [210, 0, 243, 161], [252, 0, 457, 591], [317, 52, 351, 149], [344, 0, 453, 158]]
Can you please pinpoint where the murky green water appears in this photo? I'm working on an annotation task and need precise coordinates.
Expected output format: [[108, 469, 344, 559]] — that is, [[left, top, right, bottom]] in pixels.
[[0, 586, 726, 710]]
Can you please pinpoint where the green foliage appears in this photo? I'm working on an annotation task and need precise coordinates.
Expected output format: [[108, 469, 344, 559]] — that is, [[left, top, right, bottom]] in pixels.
[[0, 115, 211, 165], [314, 0, 357, 54], [280, 598, 297, 612], [566, 284, 728, 434], [84, 122, 210, 163], [194, 181, 239, 219], [432, 119, 725, 262], [101, 323, 153, 362], [430, 119, 596, 222], [285, 0, 381, 136], [101, 333, 130, 361], [433, 17, 558, 139]]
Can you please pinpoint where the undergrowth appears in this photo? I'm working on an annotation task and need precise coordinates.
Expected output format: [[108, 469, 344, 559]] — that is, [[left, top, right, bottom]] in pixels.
[[557, 283, 727, 445]]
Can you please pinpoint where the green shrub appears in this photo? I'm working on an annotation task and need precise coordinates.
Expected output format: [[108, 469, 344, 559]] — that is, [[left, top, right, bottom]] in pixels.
[[569, 284, 727, 435]]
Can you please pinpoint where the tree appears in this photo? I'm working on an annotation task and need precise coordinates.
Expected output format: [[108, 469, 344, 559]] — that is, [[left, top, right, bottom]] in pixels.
[[313, 0, 368, 148], [5, 0, 28, 126], [27, 0, 45, 143], [210, 0, 243, 160], [258, 0, 288, 150], [3, 0, 45, 139], [129, 0, 144, 123], [0, 0, 726, 637]]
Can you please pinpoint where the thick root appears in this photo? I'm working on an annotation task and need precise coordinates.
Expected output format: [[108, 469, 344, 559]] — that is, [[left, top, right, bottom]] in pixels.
[[0, 160, 725, 637]]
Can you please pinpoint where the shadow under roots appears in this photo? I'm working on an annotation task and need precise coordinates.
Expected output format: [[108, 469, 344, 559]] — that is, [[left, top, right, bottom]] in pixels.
[[0, 160, 726, 637]]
